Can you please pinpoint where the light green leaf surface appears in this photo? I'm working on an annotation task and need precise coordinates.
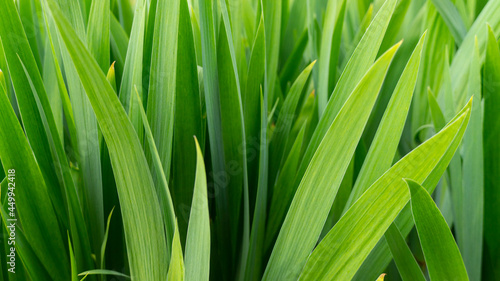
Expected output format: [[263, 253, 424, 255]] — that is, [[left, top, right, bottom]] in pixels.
[[0, 70, 69, 280], [45, 1, 169, 279], [407, 179, 469, 281], [146, 0, 180, 183], [459, 38, 484, 281], [345, 33, 426, 210], [168, 223, 185, 281], [295, 0, 398, 192], [263, 43, 400, 281], [385, 224, 426, 281], [298, 102, 471, 281], [185, 138, 210, 281]]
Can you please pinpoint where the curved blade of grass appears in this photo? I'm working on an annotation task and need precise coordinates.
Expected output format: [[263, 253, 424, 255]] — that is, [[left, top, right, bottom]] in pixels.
[[185, 138, 210, 281], [298, 103, 471, 281], [42, 17, 79, 158], [317, 0, 346, 115], [11, 0, 95, 272], [107, 62, 117, 92], [385, 224, 426, 281], [0, 73, 69, 280], [53, 0, 105, 263], [20, 56, 94, 275], [295, 0, 398, 193], [263, 0, 282, 102], [146, 0, 180, 181], [266, 123, 307, 251], [244, 15, 265, 197], [344, 32, 425, 211], [198, 0, 230, 273], [69, 235, 79, 281], [78, 270, 130, 279], [459, 38, 484, 281], [86, 0, 110, 71], [483, 25, 500, 276], [217, 15, 245, 261], [244, 89, 269, 281], [119, 0, 146, 142], [45, 1, 169, 279], [262, 43, 400, 281], [19, 0, 43, 73], [168, 223, 185, 281], [172, 0, 203, 243], [353, 99, 473, 281], [110, 13, 129, 81], [278, 29, 309, 91], [100, 207, 114, 269], [407, 179, 469, 281], [428, 88, 447, 130], [0, 0, 69, 231], [430, 0, 467, 45], [269, 61, 315, 187], [42, 35, 64, 144], [450, 0, 500, 106], [134, 86, 176, 257]]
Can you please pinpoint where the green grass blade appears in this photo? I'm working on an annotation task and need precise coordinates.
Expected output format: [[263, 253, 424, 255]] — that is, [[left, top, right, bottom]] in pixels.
[[119, 0, 146, 141], [134, 86, 176, 258], [296, 0, 397, 192], [20, 57, 94, 275], [45, 1, 169, 279], [197, 0, 232, 276], [100, 208, 114, 269], [459, 38, 484, 281], [78, 270, 130, 279], [106, 62, 117, 92], [244, 15, 265, 194], [266, 123, 307, 251], [69, 235, 79, 281], [352, 100, 474, 281], [345, 33, 425, 211], [217, 4, 246, 262], [86, 0, 110, 71], [146, 0, 180, 181], [278, 29, 309, 91], [262, 43, 400, 281], [385, 224, 426, 281], [450, 0, 500, 106], [483, 25, 500, 278], [407, 179, 469, 281], [263, 0, 282, 102], [430, 0, 467, 45], [0, 0, 68, 230], [298, 103, 471, 281], [110, 13, 129, 82], [317, 0, 346, 115], [172, 0, 204, 244], [244, 89, 268, 281], [428, 88, 447, 130], [0, 74, 69, 280], [53, 0, 105, 263], [168, 223, 185, 281], [185, 138, 210, 281], [269, 61, 315, 188]]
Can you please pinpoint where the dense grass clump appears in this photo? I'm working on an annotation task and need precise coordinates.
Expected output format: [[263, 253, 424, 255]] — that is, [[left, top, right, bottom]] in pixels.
[[0, 0, 498, 280]]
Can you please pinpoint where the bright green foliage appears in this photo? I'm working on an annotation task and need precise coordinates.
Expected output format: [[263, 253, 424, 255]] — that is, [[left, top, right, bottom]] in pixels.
[[0, 0, 498, 280], [407, 179, 469, 281]]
